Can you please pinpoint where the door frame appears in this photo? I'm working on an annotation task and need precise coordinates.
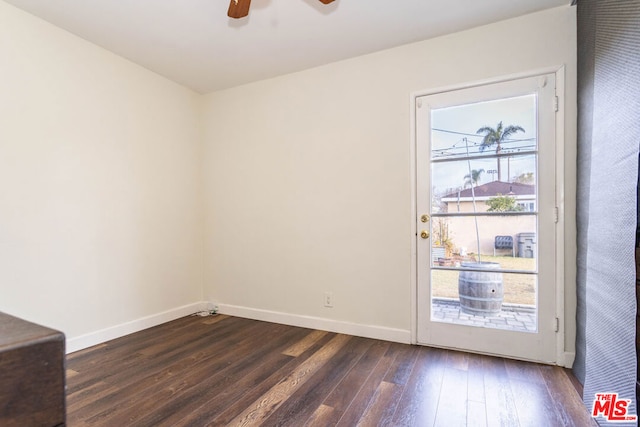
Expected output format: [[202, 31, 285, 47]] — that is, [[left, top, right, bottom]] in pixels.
[[409, 67, 569, 366]]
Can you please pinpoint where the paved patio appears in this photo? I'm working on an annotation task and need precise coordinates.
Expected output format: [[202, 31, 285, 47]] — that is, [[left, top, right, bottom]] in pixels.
[[431, 298, 537, 333]]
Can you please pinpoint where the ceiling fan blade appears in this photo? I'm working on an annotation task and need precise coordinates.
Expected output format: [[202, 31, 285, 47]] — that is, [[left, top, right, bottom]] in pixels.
[[228, 0, 251, 19], [318, 0, 335, 3]]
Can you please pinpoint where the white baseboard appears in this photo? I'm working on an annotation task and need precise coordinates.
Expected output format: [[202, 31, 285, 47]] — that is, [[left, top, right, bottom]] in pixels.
[[66, 301, 208, 354], [562, 351, 576, 368], [66, 302, 572, 367], [217, 303, 411, 344]]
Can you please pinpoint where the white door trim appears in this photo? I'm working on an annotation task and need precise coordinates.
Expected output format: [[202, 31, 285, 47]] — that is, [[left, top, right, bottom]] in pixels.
[[409, 67, 568, 365]]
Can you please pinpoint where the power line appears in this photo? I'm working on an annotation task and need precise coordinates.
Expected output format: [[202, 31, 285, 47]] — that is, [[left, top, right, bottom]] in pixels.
[[432, 127, 536, 143], [432, 143, 537, 155], [432, 128, 480, 138], [430, 129, 537, 160], [431, 128, 536, 147], [431, 145, 536, 158]]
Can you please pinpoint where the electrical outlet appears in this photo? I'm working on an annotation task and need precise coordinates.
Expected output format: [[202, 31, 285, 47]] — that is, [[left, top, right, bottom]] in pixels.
[[324, 292, 333, 308]]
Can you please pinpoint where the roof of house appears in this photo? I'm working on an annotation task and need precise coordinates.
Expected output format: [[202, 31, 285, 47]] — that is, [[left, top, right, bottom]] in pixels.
[[442, 181, 535, 200]]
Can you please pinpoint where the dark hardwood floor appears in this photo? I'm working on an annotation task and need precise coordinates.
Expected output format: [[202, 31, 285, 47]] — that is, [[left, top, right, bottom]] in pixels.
[[66, 315, 595, 426]]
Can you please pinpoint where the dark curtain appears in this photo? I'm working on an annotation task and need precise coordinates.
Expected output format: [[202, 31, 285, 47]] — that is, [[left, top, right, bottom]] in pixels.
[[574, 0, 640, 425]]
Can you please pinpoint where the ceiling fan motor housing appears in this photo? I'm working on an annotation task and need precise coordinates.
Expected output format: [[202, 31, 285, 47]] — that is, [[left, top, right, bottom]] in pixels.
[[228, 0, 335, 19]]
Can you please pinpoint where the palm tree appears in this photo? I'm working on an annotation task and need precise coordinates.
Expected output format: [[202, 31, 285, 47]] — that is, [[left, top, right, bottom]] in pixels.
[[476, 121, 525, 181], [463, 168, 485, 188]]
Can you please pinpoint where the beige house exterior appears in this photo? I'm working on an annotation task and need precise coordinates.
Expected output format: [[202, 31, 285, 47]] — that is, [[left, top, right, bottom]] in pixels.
[[439, 181, 536, 256]]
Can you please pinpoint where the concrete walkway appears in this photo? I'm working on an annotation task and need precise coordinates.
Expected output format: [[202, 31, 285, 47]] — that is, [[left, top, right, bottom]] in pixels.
[[431, 298, 537, 333]]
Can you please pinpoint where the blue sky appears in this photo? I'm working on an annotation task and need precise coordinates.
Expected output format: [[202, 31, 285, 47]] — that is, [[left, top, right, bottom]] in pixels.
[[430, 94, 537, 195]]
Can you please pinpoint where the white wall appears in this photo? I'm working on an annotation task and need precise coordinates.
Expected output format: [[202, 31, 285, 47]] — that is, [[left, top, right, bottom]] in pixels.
[[202, 6, 577, 349], [0, 1, 204, 348], [0, 1, 577, 357]]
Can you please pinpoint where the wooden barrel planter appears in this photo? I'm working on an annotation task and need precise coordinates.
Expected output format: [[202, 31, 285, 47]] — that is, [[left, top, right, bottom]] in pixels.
[[458, 262, 503, 316]]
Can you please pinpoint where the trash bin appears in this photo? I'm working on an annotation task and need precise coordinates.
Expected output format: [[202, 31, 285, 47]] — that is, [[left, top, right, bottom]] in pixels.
[[517, 232, 536, 258]]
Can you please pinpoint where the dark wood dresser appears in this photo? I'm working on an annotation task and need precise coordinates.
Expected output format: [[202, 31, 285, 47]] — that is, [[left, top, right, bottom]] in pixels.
[[0, 311, 66, 427]]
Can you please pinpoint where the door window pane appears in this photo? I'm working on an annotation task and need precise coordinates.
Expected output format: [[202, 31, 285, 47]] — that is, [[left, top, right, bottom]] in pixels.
[[429, 94, 538, 332]]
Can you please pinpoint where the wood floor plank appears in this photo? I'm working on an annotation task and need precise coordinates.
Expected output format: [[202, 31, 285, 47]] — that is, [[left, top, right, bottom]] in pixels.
[[509, 377, 563, 427], [383, 344, 420, 386], [539, 366, 599, 427], [70, 318, 279, 425], [467, 353, 486, 404], [434, 366, 468, 427], [356, 380, 403, 426], [227, 334, 351, 426], [353, 344, 418, 426], [64, 316, 595, 427], [564, 368, 585, 396], [66, 349, 145, 393], [467, 400, 488, 427], [147, 327, 314, 426], [65, 351, 147, 413], [304, 404, 335, 427], [137, 316, 245, 358], [67, 343, 107, 361], [67, 315, 195, 366], [504, 358, 546, 385], [312, 339, 389, 425], [335, 342, 405, 427], [66, 381, 119, 425], [94, 317, 254, 384], [91, 321, 299, 426], [66, 316, 246, 394], [206, 332, 340, 426], [262, 336, 373, 427], [201, 314, 230, 325], [281, 330, 328, 357], [482, 356, 520, 427], [392, 347, 447, 426], [447, 349, 469, 371]]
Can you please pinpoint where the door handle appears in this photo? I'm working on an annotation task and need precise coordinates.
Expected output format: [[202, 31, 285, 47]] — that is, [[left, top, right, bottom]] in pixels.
[[421, 214, 430, 223], [420, 230, 430, 239]]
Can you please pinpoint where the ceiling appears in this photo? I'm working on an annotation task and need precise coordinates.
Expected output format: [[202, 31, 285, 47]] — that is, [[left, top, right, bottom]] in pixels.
[[4, 0, 571, 93]]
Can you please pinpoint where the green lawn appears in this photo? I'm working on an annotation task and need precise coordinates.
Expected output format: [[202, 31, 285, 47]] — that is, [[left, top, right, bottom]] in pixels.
[[431, 255, 536, 305]]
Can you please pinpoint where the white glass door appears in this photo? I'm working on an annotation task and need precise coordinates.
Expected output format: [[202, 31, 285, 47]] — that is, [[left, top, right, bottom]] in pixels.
[[415, 74, 558, 363]]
